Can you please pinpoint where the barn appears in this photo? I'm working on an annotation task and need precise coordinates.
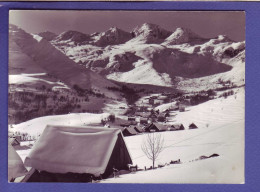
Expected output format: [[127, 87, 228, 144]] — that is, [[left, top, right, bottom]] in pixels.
[[23, 125, 132, 182], [189, 123, 198, 129]]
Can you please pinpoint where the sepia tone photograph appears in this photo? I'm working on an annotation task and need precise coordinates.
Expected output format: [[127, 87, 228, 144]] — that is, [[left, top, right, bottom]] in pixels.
[[8, 10, 245, 183]]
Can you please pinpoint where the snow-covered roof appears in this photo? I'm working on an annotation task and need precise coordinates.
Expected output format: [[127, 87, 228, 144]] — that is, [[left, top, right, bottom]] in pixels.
[[124, 127, 138, 135], [24, 125, 126, 176]]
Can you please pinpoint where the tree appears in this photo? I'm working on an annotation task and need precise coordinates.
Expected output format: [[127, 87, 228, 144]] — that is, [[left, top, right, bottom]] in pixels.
[[141, 133, 164, 169]]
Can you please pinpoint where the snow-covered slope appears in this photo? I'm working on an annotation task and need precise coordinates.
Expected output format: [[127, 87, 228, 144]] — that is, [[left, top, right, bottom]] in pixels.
[[38, 31, 57, 41], [13, 87, 244, 183], [163, 27, 208, 45], [9, 24, 121, 98], [130, 23, 171, 44], [49, 23, 245, 90], [102, 87, 244, 183]]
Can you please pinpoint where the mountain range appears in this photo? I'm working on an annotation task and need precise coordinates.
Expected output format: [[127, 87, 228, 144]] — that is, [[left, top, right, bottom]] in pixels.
[[9, 23, 245, 92]]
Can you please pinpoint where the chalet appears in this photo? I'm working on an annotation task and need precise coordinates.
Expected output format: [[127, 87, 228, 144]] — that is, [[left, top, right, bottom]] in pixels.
[[189, 123, 198, 129], [171, 124, 185, 131], [133, 126, 143, 133], [144, 123, 168, 132], [122, 127, 138, 137], [128, 116, 136, 121], [135, 112, 151, 118], [179, 105, 185, 112], [154, 99, 164, 105], [23, 125, 132, 182], [140, 117, 148, 125], [149, 98, 155, 105], [9, 138, 20, 147], [157, 114, 166, 122], [149, 113, 158, 121]]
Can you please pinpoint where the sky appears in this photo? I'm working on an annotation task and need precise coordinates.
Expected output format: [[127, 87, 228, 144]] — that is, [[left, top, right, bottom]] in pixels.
[[9, 10, 245, 41]]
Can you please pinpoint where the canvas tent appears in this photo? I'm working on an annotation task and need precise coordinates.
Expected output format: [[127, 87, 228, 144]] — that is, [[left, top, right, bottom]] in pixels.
[[8, 141, 28, 182], [23, 125, 132, 182]]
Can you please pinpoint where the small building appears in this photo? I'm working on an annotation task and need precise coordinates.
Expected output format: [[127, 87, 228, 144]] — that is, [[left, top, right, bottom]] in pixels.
[[133, 126, 143, 133], [189, 123, 198, 129], [9, 138, 20, 147], [122, 127, 138, 137], [157, 114, 166, 122], [179, 105, 185, 112], [15, 135, 22, 142], [128, 116, 136, 121], [149, 98, 155, 105], [140, 117, 148, 125], [144, 123, 168, 132], [171, 124, 185, 131]]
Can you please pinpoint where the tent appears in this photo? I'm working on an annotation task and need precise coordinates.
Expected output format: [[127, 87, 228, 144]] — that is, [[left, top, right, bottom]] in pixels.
[[23, 125, 132, 182], [8, 141, 28, 182]]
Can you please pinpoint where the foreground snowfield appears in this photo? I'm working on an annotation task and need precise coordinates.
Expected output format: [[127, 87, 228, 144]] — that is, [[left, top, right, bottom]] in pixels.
[[12, 87, 244, 183]]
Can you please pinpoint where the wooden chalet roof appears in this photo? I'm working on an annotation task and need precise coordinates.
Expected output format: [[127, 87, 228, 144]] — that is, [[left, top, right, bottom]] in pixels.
[[124, 127, 138, 135], [171, 124, 184, 129], [189, 123, 198, 128], [9, 138, 20, 146]]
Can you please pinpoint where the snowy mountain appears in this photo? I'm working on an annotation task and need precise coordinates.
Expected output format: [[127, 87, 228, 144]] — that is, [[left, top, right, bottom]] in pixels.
[[92, 27, 133, 46], [38, 31, 57, 41], [131, 23, 171, 44], [54, 30, 91, 45], [9, 24, 121, 98], [37, 23, 245, 91], [163, 27, 208, 45]]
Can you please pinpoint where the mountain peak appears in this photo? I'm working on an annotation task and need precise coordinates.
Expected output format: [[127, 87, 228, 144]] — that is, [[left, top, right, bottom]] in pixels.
[[55, 30, 90, 43], [93, 27, 132, 46], [38, 31, 57, 41], [164, 27, 204, 45], [131, 23, 171, 43]]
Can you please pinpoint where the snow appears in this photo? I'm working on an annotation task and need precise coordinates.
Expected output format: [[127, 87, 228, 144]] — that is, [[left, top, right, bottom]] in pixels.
[[32, 34, 43, 42], [154, 102, 177, 112], [50, 24, 245, 91], [11, 113, 110, 137], [13, 88, 244, 183], [9, 73, 52, 84], [24, 125, 122, 176], [107, 60, 173, 87], [101, 87, 244, 183]]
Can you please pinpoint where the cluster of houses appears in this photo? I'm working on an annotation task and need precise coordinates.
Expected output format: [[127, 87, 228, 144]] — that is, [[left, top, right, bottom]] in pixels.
[[121, 122, 198, 137]]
